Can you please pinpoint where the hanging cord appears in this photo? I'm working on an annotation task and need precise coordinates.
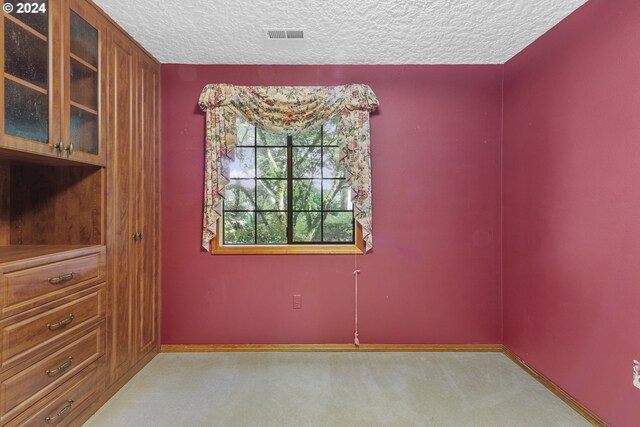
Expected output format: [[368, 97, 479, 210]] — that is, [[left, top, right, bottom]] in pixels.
[[353, 253, 360, 347]]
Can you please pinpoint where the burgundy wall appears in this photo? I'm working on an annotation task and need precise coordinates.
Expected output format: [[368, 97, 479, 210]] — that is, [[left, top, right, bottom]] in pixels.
[[162, 65, 503, 345], [503, 0, 640, 425]]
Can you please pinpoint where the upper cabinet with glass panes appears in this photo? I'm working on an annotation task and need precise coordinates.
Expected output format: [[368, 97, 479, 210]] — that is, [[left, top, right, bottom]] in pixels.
[[0, 0, 105, 165]]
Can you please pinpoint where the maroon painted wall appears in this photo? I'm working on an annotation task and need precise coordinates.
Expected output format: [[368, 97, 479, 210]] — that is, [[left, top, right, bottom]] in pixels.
[[503, 0, 640, 425], [162, 65, 503, 345]]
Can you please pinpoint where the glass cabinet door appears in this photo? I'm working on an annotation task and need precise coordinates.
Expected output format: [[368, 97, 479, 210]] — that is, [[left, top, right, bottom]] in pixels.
[[1, 0, 61, 154], [63, 0, 105, 165]]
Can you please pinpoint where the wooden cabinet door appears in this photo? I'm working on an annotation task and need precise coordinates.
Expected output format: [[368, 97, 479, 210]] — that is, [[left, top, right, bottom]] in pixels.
[[0, 0, 62, 157], [107, 29, 136, 381], [62, 0, 106, 165], [134, 53, 159, 358]]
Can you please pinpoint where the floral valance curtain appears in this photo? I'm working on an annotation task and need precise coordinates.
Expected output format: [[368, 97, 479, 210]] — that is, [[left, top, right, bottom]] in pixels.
[[198, 83, 379, 252]]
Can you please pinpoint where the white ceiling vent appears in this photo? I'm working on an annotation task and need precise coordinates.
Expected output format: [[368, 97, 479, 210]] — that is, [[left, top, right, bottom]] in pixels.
[[265, 29, 305, 40]]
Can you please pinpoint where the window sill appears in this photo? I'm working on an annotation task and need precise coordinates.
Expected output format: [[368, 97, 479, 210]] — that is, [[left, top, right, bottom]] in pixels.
[[211, 243, 364, 255], [211, 224, 365, 255]]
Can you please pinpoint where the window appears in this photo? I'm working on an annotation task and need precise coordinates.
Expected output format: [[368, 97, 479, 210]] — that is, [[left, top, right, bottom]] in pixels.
[[213, 115, 364, 254]]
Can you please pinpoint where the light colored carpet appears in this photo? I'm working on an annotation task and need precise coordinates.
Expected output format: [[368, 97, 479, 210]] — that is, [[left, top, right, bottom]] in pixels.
[[84, 352, 588, 427]]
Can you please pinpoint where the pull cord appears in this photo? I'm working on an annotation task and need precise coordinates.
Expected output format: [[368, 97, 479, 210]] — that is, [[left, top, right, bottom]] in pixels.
[[353, 253, 360, 347]]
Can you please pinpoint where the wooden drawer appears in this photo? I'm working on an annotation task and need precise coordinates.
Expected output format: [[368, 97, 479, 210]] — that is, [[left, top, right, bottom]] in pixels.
[[0, 286, 105, 372], [0, 324, 104, 424], [0, 247, 105, 318], [8, 362, 102, 427]]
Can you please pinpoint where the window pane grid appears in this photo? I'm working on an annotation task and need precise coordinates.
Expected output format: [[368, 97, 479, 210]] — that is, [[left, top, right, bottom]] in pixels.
[[254, 135, 258, 241], [230, 178, 286, 180], [223, 119, 354, 245], [320, 126, 323, 242], [225, 210, 353, 213]]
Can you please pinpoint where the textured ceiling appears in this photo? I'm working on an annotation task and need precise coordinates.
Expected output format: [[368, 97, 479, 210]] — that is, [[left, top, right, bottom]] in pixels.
[[93, 0, 588, 64]]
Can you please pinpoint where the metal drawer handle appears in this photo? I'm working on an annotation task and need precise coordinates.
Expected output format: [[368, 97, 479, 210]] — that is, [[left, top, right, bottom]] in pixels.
[[45, 399, 74, 424], [47, 314, 74, 331], [45, 356, 74, 377], [48, 272, 75, 285]]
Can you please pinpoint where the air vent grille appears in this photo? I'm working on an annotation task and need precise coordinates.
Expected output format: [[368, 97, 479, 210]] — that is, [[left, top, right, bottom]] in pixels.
[[265, 29, 305, 40], [286, 30, 304, 39]]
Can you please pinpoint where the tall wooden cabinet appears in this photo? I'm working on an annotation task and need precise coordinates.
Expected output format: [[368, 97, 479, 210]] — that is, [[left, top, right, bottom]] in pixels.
[[106, 28, 136, 382], [135, 53, 160, 362], [0, 0, 161, 425], [107, 28, 160, 384]]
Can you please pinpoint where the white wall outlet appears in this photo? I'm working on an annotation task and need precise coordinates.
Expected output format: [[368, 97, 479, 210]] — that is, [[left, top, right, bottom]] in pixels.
[[292, 294, 302, 309], [633, 360, 640, 390]]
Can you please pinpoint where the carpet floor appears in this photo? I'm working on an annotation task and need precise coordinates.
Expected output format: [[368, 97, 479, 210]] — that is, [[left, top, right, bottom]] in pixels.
[[84, 352, 588, 426]]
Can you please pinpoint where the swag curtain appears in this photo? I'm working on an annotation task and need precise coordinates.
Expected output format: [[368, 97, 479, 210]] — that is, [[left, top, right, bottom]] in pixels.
[[198, 83, 379, 252]]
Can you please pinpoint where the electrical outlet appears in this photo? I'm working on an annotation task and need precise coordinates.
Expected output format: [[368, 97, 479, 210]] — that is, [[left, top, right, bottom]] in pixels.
[[293, 294, 302, 309], [633, 360, 640, 389]]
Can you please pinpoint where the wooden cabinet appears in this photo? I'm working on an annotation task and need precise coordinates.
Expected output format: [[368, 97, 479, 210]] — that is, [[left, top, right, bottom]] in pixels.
[[0, 321, 105, 424], [135, 53, 160, 360], [106, 28, 136, 380], [63, 0, 107, 164], [0, 0, 160, 424], [10, 361, 101, 426], [0, 249, 107, 426], [0, 0, 60, 157], [107, 28, 160, 384], [0, 246, 105, 318], [0, 0, 106, 165]]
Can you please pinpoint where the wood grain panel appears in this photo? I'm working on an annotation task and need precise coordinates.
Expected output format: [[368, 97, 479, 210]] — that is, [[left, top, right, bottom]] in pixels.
[[0, 245, 101, 270], [106, 29, 136, 381], [8, 362, 101, 427], [0, 286, 104, 371], [1, 252, 103, 313], [9, 164, 102, 245], [135, 53, 159, 359], [69, 350, 156, 427], [0, 325, 103, 422], [0, 162, 9, 245]]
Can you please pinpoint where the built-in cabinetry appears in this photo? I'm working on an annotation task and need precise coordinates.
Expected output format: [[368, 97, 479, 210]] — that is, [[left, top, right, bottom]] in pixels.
[[63, 0, 107, 165], [135, 53, 160, 364], [107, 27, 160, 385], [0, 0, 160, 425], [1, 0, 106, 165], [0, 246, 106, 426]]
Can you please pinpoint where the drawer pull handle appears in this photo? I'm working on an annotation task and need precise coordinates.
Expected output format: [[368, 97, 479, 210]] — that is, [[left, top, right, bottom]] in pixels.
[[47, 314, 74, 331], [45, 399, 74, 424], [48, 272, 75, 285], [45, 356, 74, 377]]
